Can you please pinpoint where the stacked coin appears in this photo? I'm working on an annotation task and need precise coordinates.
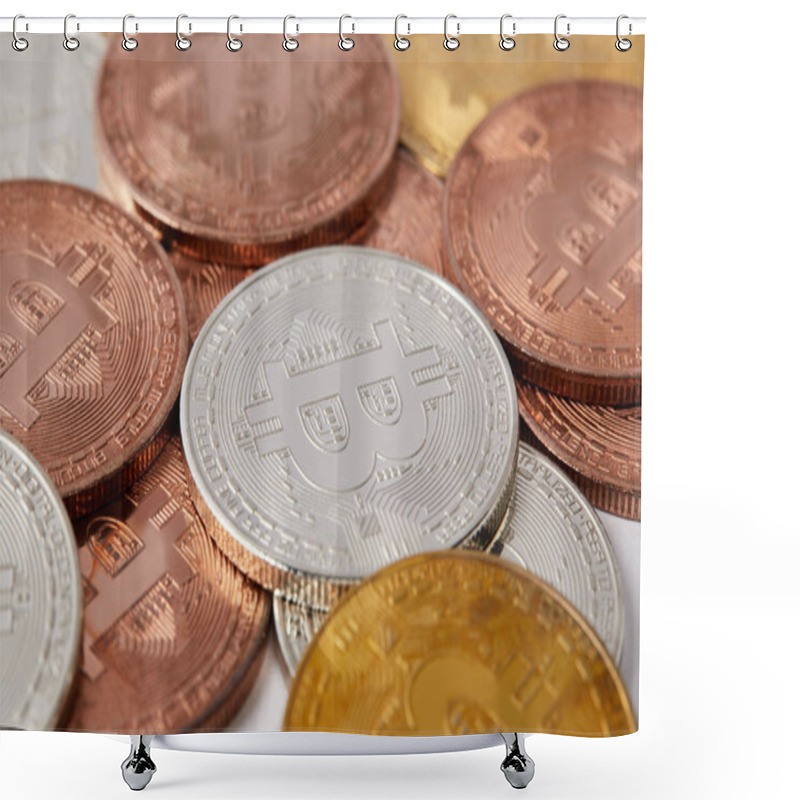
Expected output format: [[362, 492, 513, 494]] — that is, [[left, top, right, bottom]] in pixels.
[[275, 442, 625, 675], [2, 36, 642, 736], [444, 80, 642, 519], [95, 34, 400, 265]]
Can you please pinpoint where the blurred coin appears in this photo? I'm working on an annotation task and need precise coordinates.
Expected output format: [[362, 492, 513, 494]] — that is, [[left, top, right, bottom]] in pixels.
[[63, 436, 270, 733], [518, 381, 641, 520], [0, 430, 81, 730], [284, 550, 635, 735], [445, 81, 642, 405], [0, 181, 188, 516], [181, 246, 518, 609], [353, 148, 445, 274], [274, 441, 623, 674], [392, 34, 645, 177], [172, 149, 444, 344], [95, 34, 400, 266], [490, 443, 624, 662]]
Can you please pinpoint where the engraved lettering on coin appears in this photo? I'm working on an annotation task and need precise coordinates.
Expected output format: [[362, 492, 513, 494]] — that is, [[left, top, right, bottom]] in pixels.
[[445, 81, 642, 405], [245, 319, 451, 491], [0, 430, 81, 731], [0, 181, 188, 515], [182, 247, 518, 594]]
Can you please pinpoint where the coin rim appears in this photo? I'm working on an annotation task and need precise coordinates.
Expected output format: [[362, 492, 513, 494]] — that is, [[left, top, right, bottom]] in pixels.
[[443, 79, 642, 403], [493, 441, 626, 664], [0, 429, 82, 731], [283, 549, 636, 735], [180, 245, 519, 592], [93, 35, 402, 252], [0, 179, 189, 510]]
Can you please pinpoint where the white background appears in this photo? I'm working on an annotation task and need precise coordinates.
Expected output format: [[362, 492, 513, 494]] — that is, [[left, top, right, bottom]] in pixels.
[[2, 0, 799, 798]]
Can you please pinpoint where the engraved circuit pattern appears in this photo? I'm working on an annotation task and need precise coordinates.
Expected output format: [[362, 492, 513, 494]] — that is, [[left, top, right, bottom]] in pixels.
[[182, 248, 518, 604], [66, 437, 270, 733], [445, 81, 642, 405], [0, 181, 188, 515]]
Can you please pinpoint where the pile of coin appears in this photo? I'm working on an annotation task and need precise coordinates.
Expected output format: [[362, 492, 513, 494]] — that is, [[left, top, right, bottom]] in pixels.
[[0, 33, 641, 737]]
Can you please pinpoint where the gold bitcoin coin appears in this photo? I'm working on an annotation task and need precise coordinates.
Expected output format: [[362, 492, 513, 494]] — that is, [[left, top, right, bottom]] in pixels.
[[284, 550, 635, 736], [392, 35, 645, 177]]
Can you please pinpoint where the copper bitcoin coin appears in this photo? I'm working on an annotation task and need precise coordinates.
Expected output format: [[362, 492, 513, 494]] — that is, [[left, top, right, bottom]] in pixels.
[[172, 150, 445, 343], [284, 550, 635, 736], [63, 436, 270, 733], [518, 380, 641, 520], [96, 34, 401, 267], [353, 148, 446, 274], [0, 181, 188, 517], [445, 81, 642, 405]]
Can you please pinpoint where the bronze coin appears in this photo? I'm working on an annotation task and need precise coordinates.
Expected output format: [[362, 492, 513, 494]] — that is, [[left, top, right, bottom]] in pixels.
[[62, 436, 270, 733], [96, 34, 401, 267], [353, 148, 446, 274], [0, 180, 188, 517], [170, 251, 255, 344], [172, 149, 445, 343], [518, 380, 640, 520], [445, 81, 642, 405]]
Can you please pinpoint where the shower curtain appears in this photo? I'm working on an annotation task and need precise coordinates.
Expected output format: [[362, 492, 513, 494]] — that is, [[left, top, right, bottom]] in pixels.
[[0, 26, 643, 739]]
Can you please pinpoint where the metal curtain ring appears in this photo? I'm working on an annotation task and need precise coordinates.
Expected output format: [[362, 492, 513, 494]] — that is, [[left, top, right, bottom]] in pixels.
[[12, 14, 29, 52], [339, 14, 354, 51], [443, 14, 460, 51], [63, 13, 79, 51], [553, 14, 570, 51], [122, 14, 138, 51], [283, 15, 299, 51], [176, 13, 192, 50], [616, 14, 632, 51], [499, 14, 515, 51], [227, 14, 243, 51], [394, 14, 410, 51]]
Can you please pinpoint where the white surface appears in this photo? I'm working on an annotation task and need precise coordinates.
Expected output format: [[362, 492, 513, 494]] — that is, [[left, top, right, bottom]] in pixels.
[[2, 0, 800, 798]]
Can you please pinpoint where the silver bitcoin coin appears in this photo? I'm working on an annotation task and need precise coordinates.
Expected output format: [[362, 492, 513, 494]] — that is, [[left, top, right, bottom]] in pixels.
[[0, 430, 82, 730], [491, 442, 625, 663], [273, 442, 624, 674], [181, 246, 518, 609]]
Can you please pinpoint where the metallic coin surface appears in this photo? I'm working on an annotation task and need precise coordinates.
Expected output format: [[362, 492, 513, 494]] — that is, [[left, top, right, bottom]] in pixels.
[[353, 148, 446, 274], [96, 34, 400, 266], [274, 594, 328, 677], [274, 443, 623, 674], [0, 430, 82, 731], [445, 81, 642, 405], [0, 180, 188, 517], [182, 247, 518, 609], [170, 250, 256, 344], [63, 436, 271, 733], [490, 443, 624, 662], [284, 550, 636, 736], [392, 35, 645, 177], [172, 150, 444, 344], [518, 381, 641, 520]]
